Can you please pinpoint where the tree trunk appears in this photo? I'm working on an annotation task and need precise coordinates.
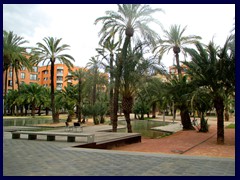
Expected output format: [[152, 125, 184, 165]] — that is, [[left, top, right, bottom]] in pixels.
[[112, 36, 131, 132], [109, 53, 114, 125], [77, 80, 82, 122], [31, 103, 35, 117], [14, 63, 20, 91], [4, 70, 8, 116], [50, 62, 58, 123], [122, 96, 133, 133], [180, 107, 194, 130], [12, 67, 14, 91], [124, 112, 132, 133], [224, 108, 229, 122], [53, 112, 59, 122], [152, 101, 156, 118], [38, 105, 42, 116], [45, 107, 49, 116], [214, 97, 224, 144]]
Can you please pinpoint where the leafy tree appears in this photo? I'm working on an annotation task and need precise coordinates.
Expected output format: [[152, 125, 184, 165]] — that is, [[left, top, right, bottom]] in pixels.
[[165, 75, 195, 130], [66, 68, 87, 122], [153, 24, 201, 74], [3, 30, 31, 115], [18, 83, 44, 117], [95, 4, 163, 132], [183, 36, 235, 144], [32, 37, 75, 123], [96, 37, 120, 124], [55, 86, 77, 122]]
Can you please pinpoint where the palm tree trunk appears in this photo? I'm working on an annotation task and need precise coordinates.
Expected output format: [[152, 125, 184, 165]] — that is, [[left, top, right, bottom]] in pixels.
[[224, 107, 229, 121], [109, 53, 114, 124], [14, 63, 20, 91], [4, 70, 8, 116], [214, 97, 224, 144], [122, 96, 133, 133], [31, 103, 35, 117], [12, 67, 14, 91], [50, 62, 58, 123], [77, 80, 82, 122], [152, 101, 156, 118], [175, 52, 182, 75], [112, 36, 131, 132], [180, 106, 194, 130]]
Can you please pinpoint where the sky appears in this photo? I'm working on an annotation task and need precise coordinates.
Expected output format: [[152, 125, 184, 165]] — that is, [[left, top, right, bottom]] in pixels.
[[3, 4, 235, 69]]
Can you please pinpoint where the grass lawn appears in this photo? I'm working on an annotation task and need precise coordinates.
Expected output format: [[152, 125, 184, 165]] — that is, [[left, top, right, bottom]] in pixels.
[[226, 123, 235, 129]]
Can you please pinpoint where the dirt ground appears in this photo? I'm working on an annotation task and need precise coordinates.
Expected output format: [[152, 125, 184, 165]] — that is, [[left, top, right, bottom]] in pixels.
[[37, 115, 235, 158], [111, 122, 235, 158]]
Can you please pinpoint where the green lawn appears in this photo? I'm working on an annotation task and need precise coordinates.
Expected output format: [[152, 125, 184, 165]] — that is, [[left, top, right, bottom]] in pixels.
[[226, 123, 235, 129]]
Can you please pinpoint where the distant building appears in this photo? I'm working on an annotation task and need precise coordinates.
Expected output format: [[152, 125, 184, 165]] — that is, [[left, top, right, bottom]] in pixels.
[[3, 65, 39, 93], [38, 64, 81, 90], [169, 64, 188, 75]]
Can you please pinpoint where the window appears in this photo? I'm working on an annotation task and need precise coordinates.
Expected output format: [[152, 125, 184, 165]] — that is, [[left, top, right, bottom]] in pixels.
[[32, 66, 38, 72], [44, 70, 48, 74], [8, 80, 12, 87], [21, 72, 25, 79], [21, 66, 26, 70], [57, 77, 63, 81], [30, 74, 37, 80], [9, 71, 12, 78], [44, 77, 48, 81], [57, 69, 63, 74]]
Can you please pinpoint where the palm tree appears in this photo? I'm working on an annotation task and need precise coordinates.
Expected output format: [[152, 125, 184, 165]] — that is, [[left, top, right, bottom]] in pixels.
[[86, 56, 101, 123], [66, 68, 87, 122], [5, 89, 19, 116], [164, 75, 195, 130], [183, 36, 235, 144], [96, 37, 120, 124], [18, 83, 44, 117], [3, 31, 30, 115], [95, 4, 163, 132], [56, 86, 77, 122], [32, 37, 75, 123], [153, 24, 201, 74]]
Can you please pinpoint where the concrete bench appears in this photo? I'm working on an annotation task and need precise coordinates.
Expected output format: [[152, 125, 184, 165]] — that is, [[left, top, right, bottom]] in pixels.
[[11, 131, 95, 143]]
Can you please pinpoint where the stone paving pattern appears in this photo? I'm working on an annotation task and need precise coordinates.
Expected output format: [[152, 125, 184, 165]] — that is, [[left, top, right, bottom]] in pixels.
[[3, 130, 235, 176]]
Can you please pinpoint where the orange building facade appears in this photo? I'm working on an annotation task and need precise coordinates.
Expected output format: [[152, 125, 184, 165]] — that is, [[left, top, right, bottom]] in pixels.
[[38, 64, 80, 90], [3, 65, 39, 93], [169, 64, 188, 75], [3, 63, 81, 94]]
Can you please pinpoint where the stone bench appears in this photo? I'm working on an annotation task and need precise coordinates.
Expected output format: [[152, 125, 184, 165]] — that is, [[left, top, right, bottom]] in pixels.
[[11, 131, 95, 143]]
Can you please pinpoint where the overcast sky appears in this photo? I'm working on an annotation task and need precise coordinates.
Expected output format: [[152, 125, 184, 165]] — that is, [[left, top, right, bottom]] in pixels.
[[3, 4, 235, 69]]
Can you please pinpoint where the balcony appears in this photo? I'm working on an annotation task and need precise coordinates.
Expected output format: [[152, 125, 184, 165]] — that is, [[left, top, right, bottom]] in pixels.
[[56, 86, 62, 90], [56, 73, 63, 76], [57, 66, 64, 70], [56, 80, 63, 83]]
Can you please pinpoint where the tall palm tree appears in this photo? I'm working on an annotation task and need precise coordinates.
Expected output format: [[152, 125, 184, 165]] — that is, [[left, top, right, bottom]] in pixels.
[[32, 37, 75, 123], [183, 36, 235, 144], [3, 31, 30, 115], [153, 24, 201, 74], [86, 56, 101, 123], [96, 37, 120, 124], [66, 68, 87, 122], [95, 4, 163, 132]]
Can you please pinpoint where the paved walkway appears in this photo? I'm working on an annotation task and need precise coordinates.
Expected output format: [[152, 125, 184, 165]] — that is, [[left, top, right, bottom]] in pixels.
[[3, 130, 235, 176]]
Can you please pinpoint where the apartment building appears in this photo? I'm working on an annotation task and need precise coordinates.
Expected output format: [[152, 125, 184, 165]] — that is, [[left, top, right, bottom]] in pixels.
[[3, 65, 39, 92], [169, 64, 188, 75], [38, 64, 80, 90]]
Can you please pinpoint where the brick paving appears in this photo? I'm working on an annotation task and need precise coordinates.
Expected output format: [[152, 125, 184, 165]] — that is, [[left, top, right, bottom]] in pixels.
[[3, 130, 235, 176]]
